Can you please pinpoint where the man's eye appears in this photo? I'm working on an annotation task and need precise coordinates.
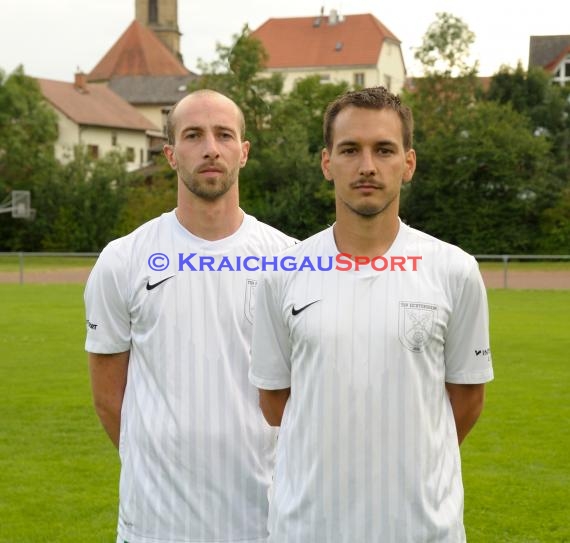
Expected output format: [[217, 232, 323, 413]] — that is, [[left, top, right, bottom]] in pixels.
[[340, 148, 356, 155]]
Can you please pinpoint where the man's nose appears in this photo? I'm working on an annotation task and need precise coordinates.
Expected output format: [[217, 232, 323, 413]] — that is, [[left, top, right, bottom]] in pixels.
[[202, 133, 220, 158], [359, 149, 377, 177]]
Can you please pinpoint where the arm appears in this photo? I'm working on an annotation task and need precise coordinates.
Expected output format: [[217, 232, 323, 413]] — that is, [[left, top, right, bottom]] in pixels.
[[445, 382, 485, 446], [259, 388, 291, 427], [88, 351, 130, 448]]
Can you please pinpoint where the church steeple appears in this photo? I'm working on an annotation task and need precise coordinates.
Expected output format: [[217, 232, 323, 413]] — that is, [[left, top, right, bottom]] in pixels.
[[135, 0, 182, 62]]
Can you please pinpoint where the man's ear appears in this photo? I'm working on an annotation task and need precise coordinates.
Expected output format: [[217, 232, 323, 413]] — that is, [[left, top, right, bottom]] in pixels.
[[163, 144, 177, 170], [321, 147, 334, 183], [240, 140, 250, 168], [403, 148, 416, 183]]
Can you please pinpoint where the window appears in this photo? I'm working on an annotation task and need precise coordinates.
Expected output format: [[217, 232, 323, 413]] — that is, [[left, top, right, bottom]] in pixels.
[[552, 55, 570, 86], [126, 147, 135, 162], [87, 145, 99, 159], [111, 132, 117, 146], [383, 75, 392, 92], [149, 0, 158, 23], [319, 74, 331, 83], [354, 73, 365, 87]]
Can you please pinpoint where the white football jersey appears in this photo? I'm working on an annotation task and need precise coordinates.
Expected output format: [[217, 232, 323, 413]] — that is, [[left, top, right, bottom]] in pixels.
[[85, 210, 296, 543], [250, 222, 493, 543]]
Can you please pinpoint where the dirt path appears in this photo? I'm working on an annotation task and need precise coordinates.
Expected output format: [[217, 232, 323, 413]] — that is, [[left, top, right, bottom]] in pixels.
[[0, 268, 569, 289]]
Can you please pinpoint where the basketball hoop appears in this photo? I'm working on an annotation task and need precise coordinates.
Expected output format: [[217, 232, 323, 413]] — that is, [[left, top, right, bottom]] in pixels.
[[11, 190, 31, 218], [0, 190, 34, 219]]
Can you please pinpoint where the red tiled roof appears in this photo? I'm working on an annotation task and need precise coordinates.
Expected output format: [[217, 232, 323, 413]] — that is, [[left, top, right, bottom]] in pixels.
[[251, 13, 400, 69], [37, 78, 158, 131], [87, 20, 189, 81], [545, 43, 570, 72]]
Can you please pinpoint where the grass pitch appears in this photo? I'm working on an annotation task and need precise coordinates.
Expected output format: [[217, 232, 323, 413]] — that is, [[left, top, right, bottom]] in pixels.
[[0, 285, 568, 542]]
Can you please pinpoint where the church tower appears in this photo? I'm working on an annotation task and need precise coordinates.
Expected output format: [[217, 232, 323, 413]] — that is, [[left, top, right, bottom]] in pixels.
[[135, 0, 182, 61]]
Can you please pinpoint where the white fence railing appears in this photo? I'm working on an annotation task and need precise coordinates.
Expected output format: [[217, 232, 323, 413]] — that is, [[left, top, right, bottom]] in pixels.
[[1, 252, 569, 288]]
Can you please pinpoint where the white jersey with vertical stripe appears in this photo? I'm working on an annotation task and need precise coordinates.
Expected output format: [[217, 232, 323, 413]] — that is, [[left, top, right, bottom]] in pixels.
[[249, 221, 493, 543], [85, 210, 296, 543]]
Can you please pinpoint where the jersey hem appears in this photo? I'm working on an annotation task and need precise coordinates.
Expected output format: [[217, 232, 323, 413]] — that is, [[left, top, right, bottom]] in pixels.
[[248, 372, 291, 390]]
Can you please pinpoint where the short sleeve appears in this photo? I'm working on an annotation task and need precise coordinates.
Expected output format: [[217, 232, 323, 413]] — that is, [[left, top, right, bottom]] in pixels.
[[84, 241, 131, 354], [444, 258, 494, 384], [249, 273, 292, 390]]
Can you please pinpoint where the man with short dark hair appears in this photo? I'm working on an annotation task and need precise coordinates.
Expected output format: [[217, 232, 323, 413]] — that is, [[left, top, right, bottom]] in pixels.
[[250, 86, 493, 542]]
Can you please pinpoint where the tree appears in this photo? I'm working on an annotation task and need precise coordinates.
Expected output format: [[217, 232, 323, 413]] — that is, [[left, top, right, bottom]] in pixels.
[[401, 14, 556, 253], [189, 25, 284, 147], [0, 66, 59, 250], [413, 12, 477, 77], [401, 100, 554, 252], [485, 65, 570, 252], [30, 147, 129, 251]]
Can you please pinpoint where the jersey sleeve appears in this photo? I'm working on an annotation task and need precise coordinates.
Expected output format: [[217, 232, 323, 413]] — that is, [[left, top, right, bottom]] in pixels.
[[84, 241, 131, 354], [249, 273, 292, 390], [444, 257, 494, 384]]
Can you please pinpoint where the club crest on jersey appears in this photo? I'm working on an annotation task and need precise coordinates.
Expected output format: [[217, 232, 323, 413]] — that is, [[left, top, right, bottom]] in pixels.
[[398, 301, 437, 353], [244, 278, 258, 324]]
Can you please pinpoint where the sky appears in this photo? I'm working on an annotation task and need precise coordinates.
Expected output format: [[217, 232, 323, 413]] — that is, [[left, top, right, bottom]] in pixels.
[[1, 0, 568, 82]]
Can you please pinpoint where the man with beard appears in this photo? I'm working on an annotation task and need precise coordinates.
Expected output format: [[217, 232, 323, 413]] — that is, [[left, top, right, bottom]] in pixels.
[[85, 90, 296, 543], [249, 86, 493, 542]]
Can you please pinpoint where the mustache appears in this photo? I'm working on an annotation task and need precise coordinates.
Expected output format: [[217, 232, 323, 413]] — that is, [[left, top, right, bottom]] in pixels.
[[196, 161, 225, 172], [350, 178, 383, 189]]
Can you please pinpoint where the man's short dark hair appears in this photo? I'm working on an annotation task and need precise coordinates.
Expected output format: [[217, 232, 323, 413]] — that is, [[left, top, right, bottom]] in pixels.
[[323, 86, 414, 151]]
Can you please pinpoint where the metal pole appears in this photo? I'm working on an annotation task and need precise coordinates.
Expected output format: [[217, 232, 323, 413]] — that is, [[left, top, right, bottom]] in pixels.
[[19, 251, 24, 285], [502, 255, 508, 289]]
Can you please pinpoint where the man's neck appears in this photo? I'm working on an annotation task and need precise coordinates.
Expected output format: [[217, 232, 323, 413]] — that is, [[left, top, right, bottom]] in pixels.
[[333, 210, 400, 258], [176, 186, 243, 241]]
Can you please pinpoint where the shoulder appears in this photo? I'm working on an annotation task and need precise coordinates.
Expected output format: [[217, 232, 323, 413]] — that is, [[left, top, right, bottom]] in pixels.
[[242, 214, 298, 251], [276, 227, 331, 258], [402, 222, 477, 269], [94, 211, 175, 275]]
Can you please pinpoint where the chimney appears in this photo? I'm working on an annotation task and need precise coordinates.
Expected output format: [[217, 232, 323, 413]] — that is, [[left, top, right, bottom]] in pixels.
[[74, 72, 88, 93], [329, 9, 338, 25]]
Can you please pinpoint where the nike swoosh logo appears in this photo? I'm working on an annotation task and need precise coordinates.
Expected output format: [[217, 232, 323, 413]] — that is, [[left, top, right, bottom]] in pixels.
[[146, 276, 175, 291], [292, 300, 321, 316]]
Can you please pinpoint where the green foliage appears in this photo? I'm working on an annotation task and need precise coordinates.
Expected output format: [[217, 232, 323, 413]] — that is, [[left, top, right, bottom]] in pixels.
[[116, 156, 178, 236], [17, 147, 128, 252], [0, 66, 58, 182], [413, 12, 477, 77], [0, 67, 130, 252], [538, 187, 570, 252], [402, 13, 567, 253], [190, 24, 284, 146], [0, 66, 60, 250], [402, 99, 553, 252]]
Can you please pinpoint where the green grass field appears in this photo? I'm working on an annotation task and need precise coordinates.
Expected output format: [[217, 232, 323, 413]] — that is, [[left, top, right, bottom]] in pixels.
[[0, 285, 569, 542]]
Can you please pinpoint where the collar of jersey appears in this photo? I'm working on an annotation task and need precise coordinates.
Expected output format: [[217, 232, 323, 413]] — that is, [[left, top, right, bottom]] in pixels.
[[169, 209, 254, 252]]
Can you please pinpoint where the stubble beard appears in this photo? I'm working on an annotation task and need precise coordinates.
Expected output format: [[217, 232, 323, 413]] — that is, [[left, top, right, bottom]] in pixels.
[[179, 166, 239, 202], [341, 190, 399, 219]]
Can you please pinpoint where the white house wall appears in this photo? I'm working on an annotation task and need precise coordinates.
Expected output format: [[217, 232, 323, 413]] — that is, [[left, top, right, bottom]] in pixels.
[[135, 105, 165, 133], [51, 109, 150, 171], [377, 40, 407, 93], [266, 45, 405, 94]]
